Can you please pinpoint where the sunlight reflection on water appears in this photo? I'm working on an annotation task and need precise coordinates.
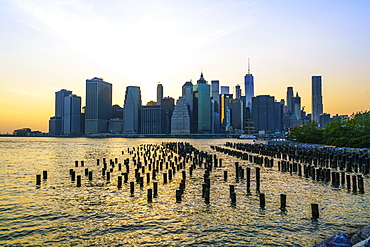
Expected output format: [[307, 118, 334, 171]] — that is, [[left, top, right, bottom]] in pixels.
[[0, 137, 369, 246]]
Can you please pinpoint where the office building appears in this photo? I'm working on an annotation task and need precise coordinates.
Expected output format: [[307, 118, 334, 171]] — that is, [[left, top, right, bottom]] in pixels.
[[252, 95, 281, 134], [182, 81, 194, 133], [225, 98, 246, 132], [63, 94, 81, 135], [193, 73, 211, 133], [171, 97, 191, 135], [123, 86, 141, 133], [141, 105, 166, 134], [220, 94, 233, 131], [286, 87, 294, 113], [161, 97, 175, 134], [85, 77, 112, 134], [49, 89, 72, 135], [211, 80, 220, 133], [221, 86, 229, 95], [292, 92, 301, 119], [235, 84, 241, 99], [244, 60, 254, 110], [157, 82, 163, 105], [312, 76, 323, 125], [319, 113, 331, 129]]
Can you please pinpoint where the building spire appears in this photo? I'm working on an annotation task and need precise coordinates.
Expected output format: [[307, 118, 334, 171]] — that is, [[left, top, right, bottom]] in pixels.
[[248, 58, 250, 74]]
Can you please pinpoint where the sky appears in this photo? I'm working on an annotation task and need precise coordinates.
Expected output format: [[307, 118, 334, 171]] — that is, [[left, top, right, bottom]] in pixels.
[[0, 0, 369, 134]]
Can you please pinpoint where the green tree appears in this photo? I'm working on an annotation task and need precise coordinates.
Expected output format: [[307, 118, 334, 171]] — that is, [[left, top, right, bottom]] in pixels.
[[288, 120, 323, 144]]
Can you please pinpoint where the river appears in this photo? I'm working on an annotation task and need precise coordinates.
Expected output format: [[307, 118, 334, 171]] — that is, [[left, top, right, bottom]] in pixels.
[[0, 137, 369, 246]]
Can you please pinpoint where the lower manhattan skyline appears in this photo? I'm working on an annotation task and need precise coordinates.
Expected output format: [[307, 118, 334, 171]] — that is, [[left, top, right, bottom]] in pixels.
[[1, 0, 370, 134]]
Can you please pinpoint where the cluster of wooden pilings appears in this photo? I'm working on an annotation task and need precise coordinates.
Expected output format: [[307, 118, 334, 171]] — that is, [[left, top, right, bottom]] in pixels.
[[36, 141, 354, 219], [212, 142, 366, 194]]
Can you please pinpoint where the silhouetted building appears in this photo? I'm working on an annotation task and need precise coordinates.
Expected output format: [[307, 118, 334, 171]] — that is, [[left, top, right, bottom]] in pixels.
[[252, 95, 281, 134], [171, 97, 191, 135], [157, 82, 163, 105], [49, 89, 72, 135], [85, 77, 112, 134], [63, 94, 81, 135], [244, 60, 254, 110], [141, 105, 166, 134], [211, 80, 220, 133], [182, 81, 194, 133], [111, 105, 123, 119], [235, 84, 241, 99], [286, 87, 294, 113], [319, 113, 331, 129], [123, 86, 141, 134], [221, 86, 229, 95], [193, 73, 211, 133], [225, 98, 246, 132], [312, 75, 323, 125]]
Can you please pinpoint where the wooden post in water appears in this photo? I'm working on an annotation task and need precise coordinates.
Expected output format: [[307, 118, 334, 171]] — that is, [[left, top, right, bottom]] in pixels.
[[153, 182, 158, 198], [147, 189, 153, 203], [117, 176, 122, 188], [71, 171, 76, 182], [352, 175, 357, 192], [311, 203, 319, 219], [36, 174, 41, 185], [224, 171, 228, 181], [88, 171, 93, 181], [77, 175, 81, 187], [42, 171, 47, 180], [176, 189, 182, 202], [246, 167, 251, 193], [231, 192, 236, 204], [358, 175, 364, 194], [204, 188, 210, 204], [130, 182, 135, 196], [280, 194, 286, 210], [346, 174, 351, 190], [256, 167, 260, 191], [259, 193, 265, 208]]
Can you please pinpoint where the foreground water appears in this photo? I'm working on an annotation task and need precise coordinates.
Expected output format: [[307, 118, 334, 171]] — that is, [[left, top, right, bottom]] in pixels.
[[0, 137, 369, 246]]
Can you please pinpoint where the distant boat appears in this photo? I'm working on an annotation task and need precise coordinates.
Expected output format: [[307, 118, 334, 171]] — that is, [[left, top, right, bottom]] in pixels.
[[237, 134, 257, 139]]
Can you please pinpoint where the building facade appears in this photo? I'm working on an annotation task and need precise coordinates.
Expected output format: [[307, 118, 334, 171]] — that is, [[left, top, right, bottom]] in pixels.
[[252, 95, 281, 134], [312, 75, 323, 125], [141, 105, 166, 134], [193, 73, 211, 133], [123, 86, 141, 133], [171, 97, 191, 135], [85, 77, 112, 134], [63, 94, 81, 135]]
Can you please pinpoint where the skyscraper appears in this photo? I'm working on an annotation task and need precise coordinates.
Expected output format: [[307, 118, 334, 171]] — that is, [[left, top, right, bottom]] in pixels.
[[157, 82, 163, 105], [171, 97, 191, 135], [244, 60, 254, 110], [50, 89, 72, 135], [235, 84, 241, 99], [252, 95, 281, 134], [312, 76, 323, 125], [123, 86, 141, 133], [85, 77, 112, 134], [141, 105, 166, 134], [211, 80, 220, 133], [220, 86, 229, 95], [63, 94, 81, 135], [193, 73, 211, 133], [292, 92, 301, 119], [182, 81, 194, 133], [286, 87, 294, 113]]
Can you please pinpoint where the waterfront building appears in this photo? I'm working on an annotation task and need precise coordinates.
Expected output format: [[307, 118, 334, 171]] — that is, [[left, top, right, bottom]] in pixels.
[[171, 97, 191, 135], [112, 105, 123, 119], [157, 82, 163, 105], [235, 84, 241, 99], [312, 75, 323, 125], [220, 86, 229, 95], [162, 97, 175, 134], [211, 80, 220, 133], [225, 98, 246, 132], [193, 73, 211, 133], [244, 60, 254, 110], [108, 119, 123, 134], [292, 92, 301, 119], [252, 95, 281, 134], [319, 113, 331, 129], [123, 86, 141, 133], [141, 105, 166, 134], [182, 81, 194, 133], [49, 89, 72, 135], [220, 94, 233, 131], [63, 94, 81, 135], [286, 87, 294, 113], [85, 77, 112, 134]]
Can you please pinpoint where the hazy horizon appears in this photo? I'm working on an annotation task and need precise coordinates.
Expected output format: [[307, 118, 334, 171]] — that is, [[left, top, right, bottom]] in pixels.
[[1, 0, 369, 134]]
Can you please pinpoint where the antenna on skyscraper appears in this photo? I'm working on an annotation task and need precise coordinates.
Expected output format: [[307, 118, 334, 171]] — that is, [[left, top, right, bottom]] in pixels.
[[248, 58, 250, 74]]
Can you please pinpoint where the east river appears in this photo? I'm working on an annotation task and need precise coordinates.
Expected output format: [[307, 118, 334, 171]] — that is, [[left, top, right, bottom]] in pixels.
[[0, 137, 369, 246]]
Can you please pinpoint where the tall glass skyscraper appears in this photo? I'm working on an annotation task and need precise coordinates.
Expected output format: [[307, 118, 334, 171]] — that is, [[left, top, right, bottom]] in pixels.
[[312, 76, 323, 125], [193, 73, 211, 133], [244, 71, 254, 110], [123, 86, 141, 133], [63, 94, 81, 135], [157, 82, 163, 105], [85, 77, 112, 134]]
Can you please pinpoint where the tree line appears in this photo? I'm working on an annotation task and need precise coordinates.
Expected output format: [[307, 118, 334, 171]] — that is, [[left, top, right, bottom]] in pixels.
[[288, 111, 370, 148]]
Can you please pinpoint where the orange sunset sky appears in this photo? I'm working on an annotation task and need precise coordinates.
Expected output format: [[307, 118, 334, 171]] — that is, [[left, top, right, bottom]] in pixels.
[[1, 0, 369, 134]]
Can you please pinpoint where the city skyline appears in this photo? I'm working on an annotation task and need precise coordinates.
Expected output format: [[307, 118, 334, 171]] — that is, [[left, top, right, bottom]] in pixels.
[[1, 0, 370, 133]]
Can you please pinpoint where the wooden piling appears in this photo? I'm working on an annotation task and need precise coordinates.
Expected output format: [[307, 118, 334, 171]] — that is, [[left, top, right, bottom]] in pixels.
[[42, 171, 47, 180], [88, 171, 93, 181], [147, 189, 153, 203], [256, 167, 260, 191], [153, 182, 158, 197], [311, 203, 319, 219], [36, 174, 41, 185], [280, 194, 286, 210], [77, 175, 81, 187], [130, 181, 135, 195], [176, 189, 182, 202], [259, 193, 265, 208], [117, 176, 122, 188]]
